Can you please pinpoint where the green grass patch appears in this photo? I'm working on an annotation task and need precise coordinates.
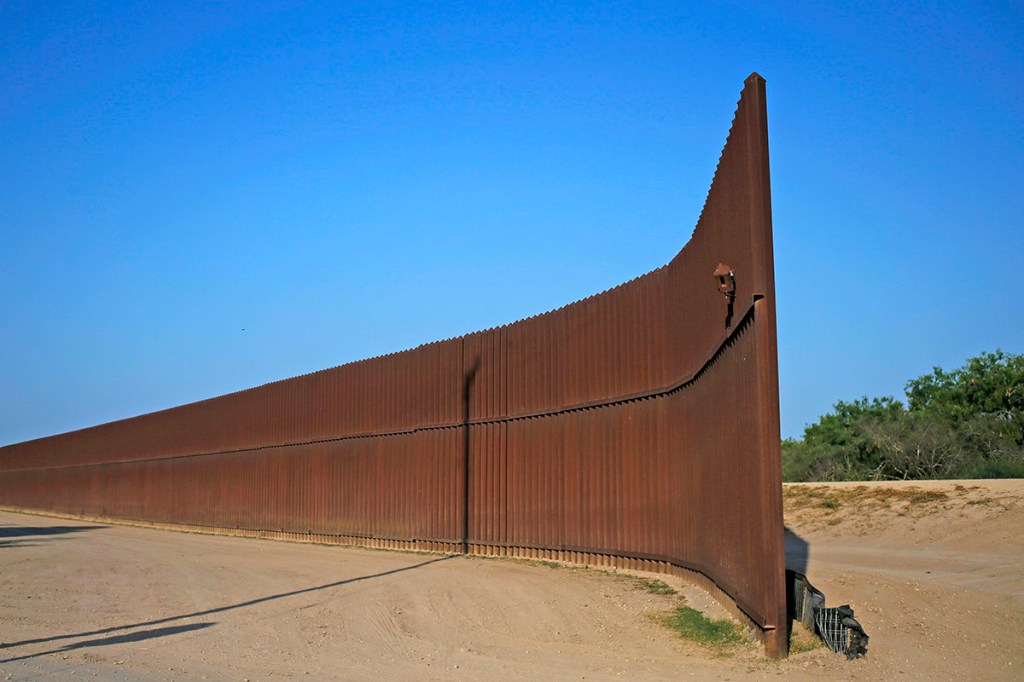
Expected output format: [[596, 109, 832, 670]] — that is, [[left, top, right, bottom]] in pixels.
[[662, 605, 745, 651]]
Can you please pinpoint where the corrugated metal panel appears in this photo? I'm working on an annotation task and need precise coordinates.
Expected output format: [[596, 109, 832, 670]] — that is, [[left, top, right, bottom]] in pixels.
[[0, 74, 787, 656]]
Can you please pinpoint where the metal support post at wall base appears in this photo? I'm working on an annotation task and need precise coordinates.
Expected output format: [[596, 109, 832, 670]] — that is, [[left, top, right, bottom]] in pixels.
[[0, 73, 790, 656]]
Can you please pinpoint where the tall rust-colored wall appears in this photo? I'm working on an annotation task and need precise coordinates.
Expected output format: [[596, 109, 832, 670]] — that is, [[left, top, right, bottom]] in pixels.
[[0, 74, 788, 655]]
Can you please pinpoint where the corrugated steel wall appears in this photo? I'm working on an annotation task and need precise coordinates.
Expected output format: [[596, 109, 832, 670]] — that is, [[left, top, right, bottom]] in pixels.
[[0, 74, 788, 655]]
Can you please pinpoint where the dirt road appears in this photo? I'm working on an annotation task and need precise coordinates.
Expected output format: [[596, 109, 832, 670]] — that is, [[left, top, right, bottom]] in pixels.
[[2, 479, 1021, 680]]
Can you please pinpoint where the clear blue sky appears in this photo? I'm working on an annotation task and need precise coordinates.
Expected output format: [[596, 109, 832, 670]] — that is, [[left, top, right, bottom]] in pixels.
[[2, 1, 1022, 445]]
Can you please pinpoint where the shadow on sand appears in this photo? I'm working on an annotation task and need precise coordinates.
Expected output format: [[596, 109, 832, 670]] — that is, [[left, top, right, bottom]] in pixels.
[[0, 623, 217, 664], [1, 554, 453, 662]]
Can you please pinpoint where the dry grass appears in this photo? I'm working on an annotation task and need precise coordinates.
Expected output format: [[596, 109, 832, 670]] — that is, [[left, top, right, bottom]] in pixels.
[[614, 573, 677, 595], [788, 621, 824, 654], [783, 485, 950, 516]]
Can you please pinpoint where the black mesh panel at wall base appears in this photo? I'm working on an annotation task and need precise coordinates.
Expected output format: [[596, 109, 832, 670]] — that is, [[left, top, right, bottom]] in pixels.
[[788, 570, 869, 659], [816, 605, 869, 659]]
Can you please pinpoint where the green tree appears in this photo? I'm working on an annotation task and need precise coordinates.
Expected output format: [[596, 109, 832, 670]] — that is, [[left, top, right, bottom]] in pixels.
[[782, 350, 1024, 481], [905, 349, 1024, 445], [856, 410, 966, 480], [782, 397, 902, 481]]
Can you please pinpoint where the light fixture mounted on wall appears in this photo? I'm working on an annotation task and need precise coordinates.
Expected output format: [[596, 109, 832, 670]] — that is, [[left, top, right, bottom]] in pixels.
[[713, 262, 735, 300]]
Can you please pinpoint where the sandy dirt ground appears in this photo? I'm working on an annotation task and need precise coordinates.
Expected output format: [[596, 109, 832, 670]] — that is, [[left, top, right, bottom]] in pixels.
[[1, 479, 1021, 681]]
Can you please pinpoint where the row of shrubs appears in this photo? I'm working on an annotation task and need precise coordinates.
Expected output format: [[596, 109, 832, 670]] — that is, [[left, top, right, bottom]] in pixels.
[[782, 350, 1024, 481]]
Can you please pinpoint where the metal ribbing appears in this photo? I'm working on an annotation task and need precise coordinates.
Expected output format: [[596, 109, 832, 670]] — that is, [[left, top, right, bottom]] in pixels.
[[0, 74, 787, 656]]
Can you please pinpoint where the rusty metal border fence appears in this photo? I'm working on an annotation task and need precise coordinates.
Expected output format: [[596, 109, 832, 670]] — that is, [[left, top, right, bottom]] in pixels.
[[0, 74, 788, 656]]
